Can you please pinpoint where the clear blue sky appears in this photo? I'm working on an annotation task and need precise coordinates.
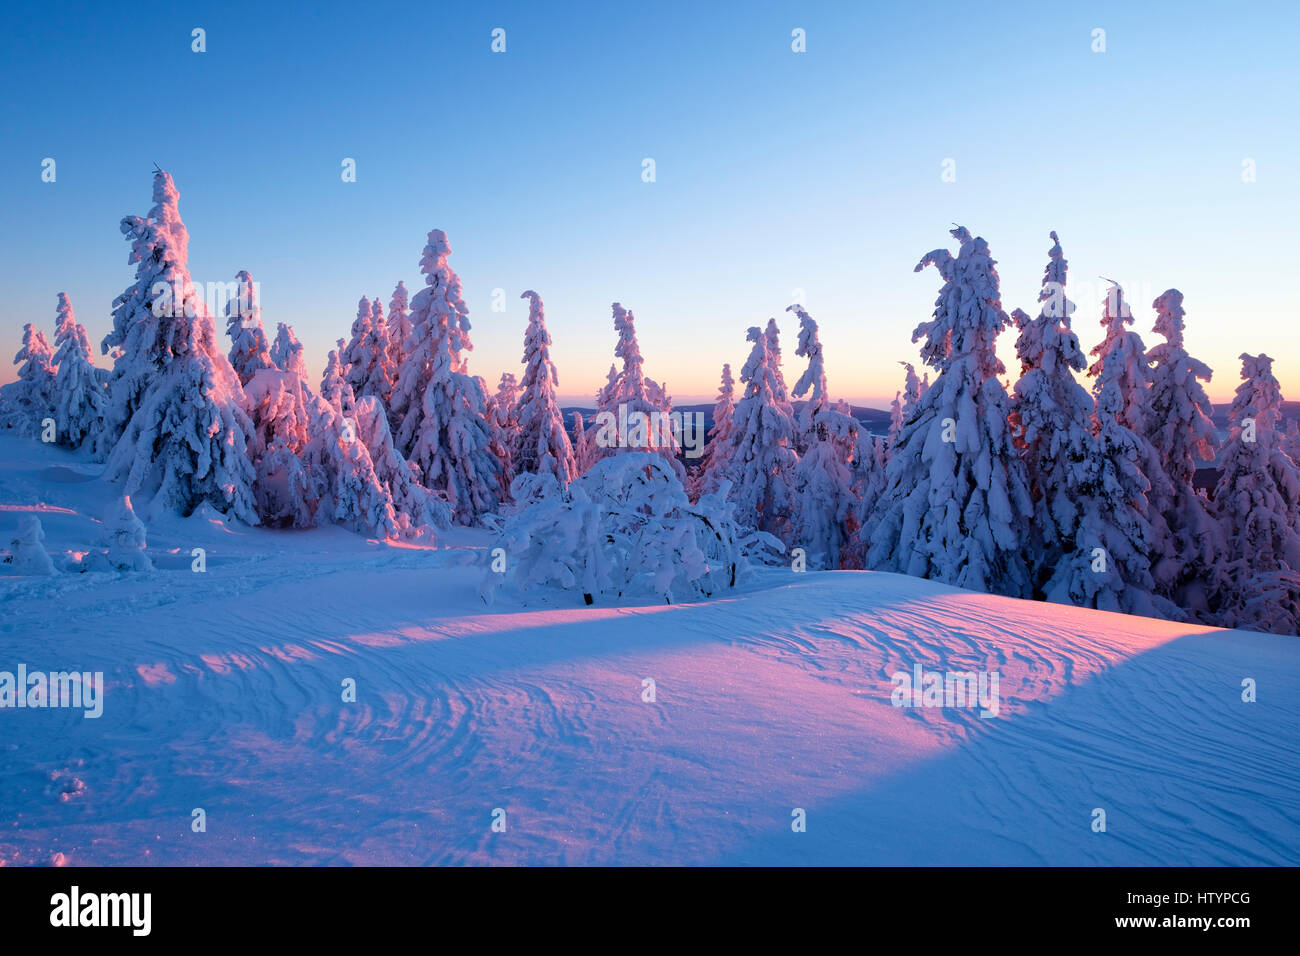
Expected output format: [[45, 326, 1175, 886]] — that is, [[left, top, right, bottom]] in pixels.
[[3, 0, 1296, 406]]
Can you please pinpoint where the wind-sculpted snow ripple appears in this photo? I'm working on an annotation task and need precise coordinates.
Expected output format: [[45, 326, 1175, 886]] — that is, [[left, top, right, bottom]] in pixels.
[[3, 538, 1298, 865]]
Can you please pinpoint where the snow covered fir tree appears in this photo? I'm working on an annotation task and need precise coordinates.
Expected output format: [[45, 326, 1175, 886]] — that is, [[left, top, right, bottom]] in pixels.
[[4, 168, 1299, 636]]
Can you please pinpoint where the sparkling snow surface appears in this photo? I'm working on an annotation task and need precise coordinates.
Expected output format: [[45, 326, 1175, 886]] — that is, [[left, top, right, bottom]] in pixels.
[[1, 434, 1297, 866]]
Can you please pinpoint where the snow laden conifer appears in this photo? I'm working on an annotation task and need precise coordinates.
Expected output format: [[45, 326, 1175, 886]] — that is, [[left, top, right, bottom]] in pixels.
[[270, 323, 307, 379], [354, 394, 451, 535], [1007, 233, 1098, 594], [695, 363, 736, 499], [11, 323, 57, 437], [723, 321, 799, 545], [224, 271, 274, 386], [1212, 353, 1300, 634], [789, 305, 858, 568], [1145, 289, 1219, 615], [487, 372, 520, 494], [99, 167, 195, 456], [51, 293, 107, 449], [864, 226, 1032, 597], [887, 362, 925, 450], [342, 297, 392, 404], [386, 281, 411, 372], [1042, 372, 1172, 618], [243, 367, 316, 527], [570, 411, 590, 476], [1087, 283, 1169, 504], [342, 296, 392, 403], [103, 169, 259, 523], [392, 229, 501, 524], [584, 304, 683, 479], [303, 347, 399, 537], [320, 347, 354, 416], [1043, 282, 1179, 619], [847, 429, 889, 568], [514, 290, 576, 486]]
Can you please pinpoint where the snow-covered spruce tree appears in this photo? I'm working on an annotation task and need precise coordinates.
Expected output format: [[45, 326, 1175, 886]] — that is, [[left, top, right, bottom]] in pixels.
[[695, 363, 737, 499], [514, 290, 577, 486], [584, 303, 683, 480], [887, 362, 925, 450], [482, 452, 782, 606], [243, 367, 317, 527], [723, 322, 799, 546], [99, 167, 195, 457], [386, 281, 411, 373], [1211, 353, 1300, 634], [342, 296, 392, 404], [8, 515, 55, 575], [103, 170, 259, 523], [10, 323, 57, 436], [864, 226, 1032, 597], [1286, 418, 1300, 464], [488, 372, 520, 492], [303, 348, 398, 537], [367, 298, 393, 402], [1042, 370, 1174, 619], [570, 411, 590, 476], [342, 296, 386, 402], [224, 271, 274, 386], [1088, 284, 1163, 445], [788, 305, 859, 568], [270, 322, 308, 379], [320, 347, 354, 415], [577, 364, 619, 474], [847, 428, 889, 568], [392, 229, 501, 524], [1006, 232, 1097, 595], [1085, 283, 1172, 563], [354, 395, 451, 535], [1144, 289, 1219, 616], [50, 293, 106, 449]]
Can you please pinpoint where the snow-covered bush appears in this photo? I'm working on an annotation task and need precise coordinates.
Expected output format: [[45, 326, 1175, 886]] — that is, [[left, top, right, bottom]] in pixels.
[[8, 514, 56, 575], [82, 496, 154, 572], [481, 452, 781, 606]]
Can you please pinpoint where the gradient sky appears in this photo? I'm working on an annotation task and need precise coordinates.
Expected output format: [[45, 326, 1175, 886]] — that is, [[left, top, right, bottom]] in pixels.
[[3, 0, 1297, 406]]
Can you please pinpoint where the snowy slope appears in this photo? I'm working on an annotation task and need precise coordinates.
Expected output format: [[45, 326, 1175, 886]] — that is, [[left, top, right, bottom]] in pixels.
[[1, 433, 1297, 866]]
